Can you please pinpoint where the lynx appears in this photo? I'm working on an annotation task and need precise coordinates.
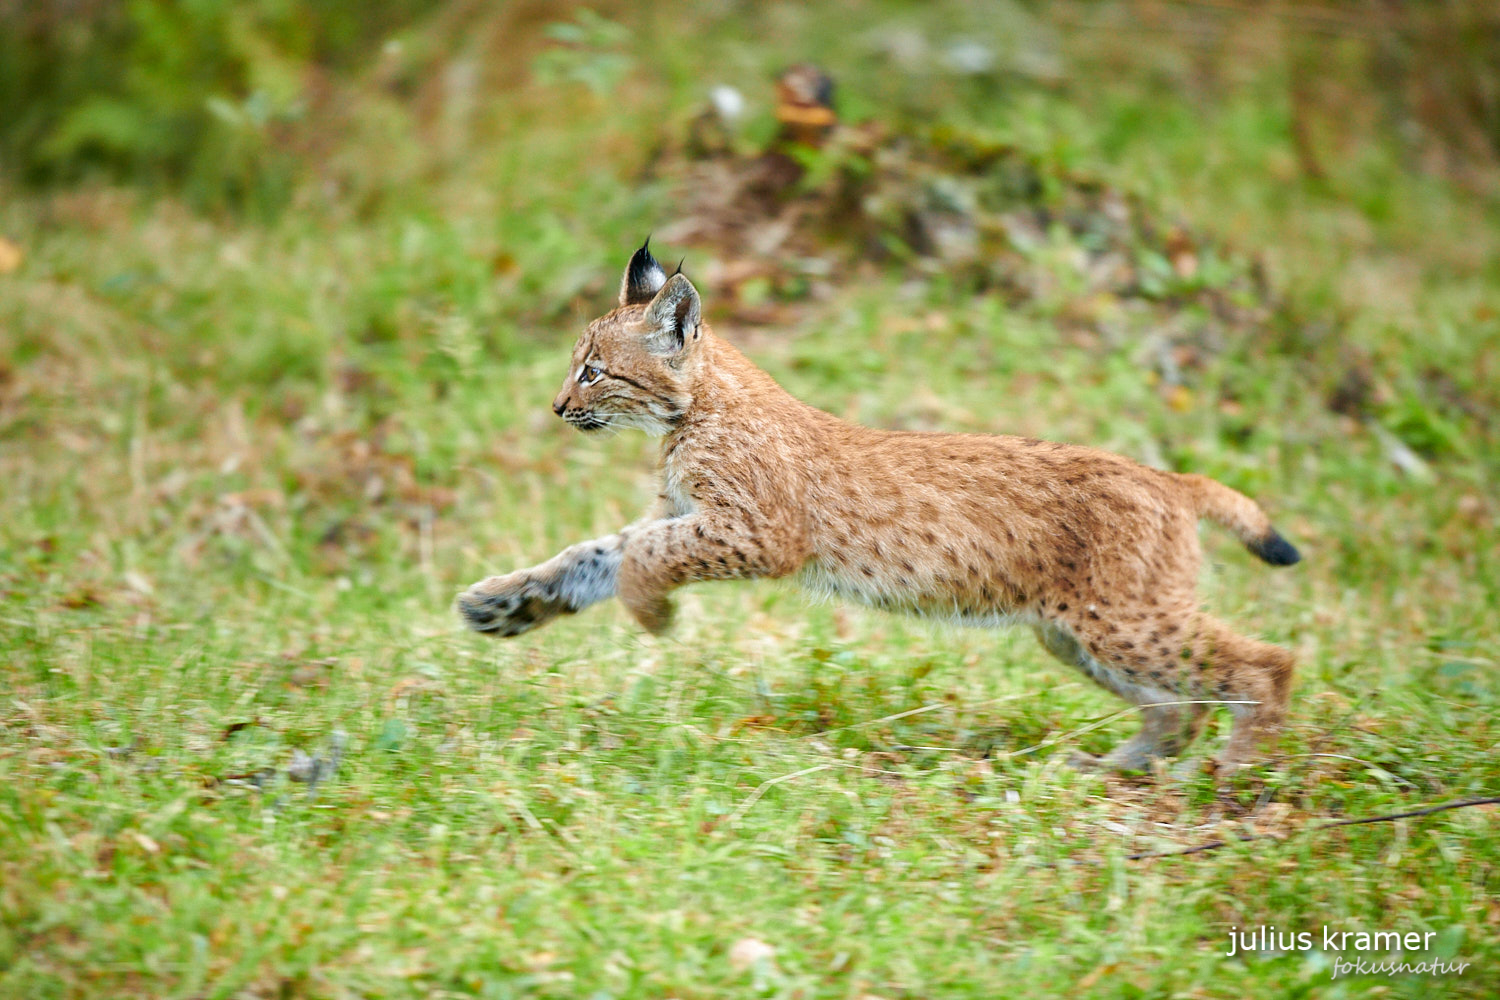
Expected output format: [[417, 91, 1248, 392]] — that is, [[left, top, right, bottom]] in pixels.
[[459, 240, 1301, 770]]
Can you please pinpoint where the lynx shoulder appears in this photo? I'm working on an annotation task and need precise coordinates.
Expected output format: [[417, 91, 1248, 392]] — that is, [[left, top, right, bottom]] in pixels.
[[460, 240, 1300, 771]]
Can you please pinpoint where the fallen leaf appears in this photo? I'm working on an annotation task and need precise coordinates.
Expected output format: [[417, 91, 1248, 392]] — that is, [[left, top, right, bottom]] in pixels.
[[0, 236, 22, 274], [60, 587, 103, 610], [1077, 962, 1119, 989], [1165, 384, 1193, 412], [221, 719, 257, 740]]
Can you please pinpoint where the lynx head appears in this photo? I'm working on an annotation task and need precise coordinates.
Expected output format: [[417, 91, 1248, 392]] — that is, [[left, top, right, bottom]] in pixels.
[[551, 238, 704, 435]]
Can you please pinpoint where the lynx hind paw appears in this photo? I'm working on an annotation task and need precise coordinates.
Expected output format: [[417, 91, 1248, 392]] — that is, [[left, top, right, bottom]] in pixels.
[[457, 575, 567, 638]]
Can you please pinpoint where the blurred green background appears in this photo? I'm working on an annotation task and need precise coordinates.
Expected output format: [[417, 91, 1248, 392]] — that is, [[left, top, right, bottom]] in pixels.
[[2, 2, 1498, 997]]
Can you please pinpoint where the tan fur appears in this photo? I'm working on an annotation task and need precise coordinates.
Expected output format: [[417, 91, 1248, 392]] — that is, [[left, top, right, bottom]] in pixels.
[[460, 245, 1301, 771]]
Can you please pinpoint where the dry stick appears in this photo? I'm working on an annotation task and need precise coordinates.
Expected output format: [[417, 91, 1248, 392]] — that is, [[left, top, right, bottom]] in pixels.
[[1121, 796, 1500, 863]]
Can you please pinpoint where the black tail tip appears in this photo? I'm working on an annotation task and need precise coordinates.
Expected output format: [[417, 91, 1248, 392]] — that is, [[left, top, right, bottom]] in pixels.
[[1249, 529, 1302, 567]]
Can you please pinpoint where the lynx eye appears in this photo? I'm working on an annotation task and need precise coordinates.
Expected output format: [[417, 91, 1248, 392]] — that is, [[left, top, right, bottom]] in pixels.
[[579, 364, 603, 384]]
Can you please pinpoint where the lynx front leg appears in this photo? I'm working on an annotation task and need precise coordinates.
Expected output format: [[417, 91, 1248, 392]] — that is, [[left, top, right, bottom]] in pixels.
[[616, 511, 808, 634], [458, 534, 625, 637]]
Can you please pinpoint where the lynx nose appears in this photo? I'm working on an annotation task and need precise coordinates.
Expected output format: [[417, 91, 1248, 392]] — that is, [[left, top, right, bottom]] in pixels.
[[552, 395, 567, 417]]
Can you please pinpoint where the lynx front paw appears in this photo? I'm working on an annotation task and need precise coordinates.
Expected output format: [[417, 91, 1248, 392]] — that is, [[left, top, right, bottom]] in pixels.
[[457, 573, 569, 637]]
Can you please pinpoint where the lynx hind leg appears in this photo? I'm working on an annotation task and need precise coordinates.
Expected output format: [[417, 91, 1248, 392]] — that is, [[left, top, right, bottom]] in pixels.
[[1041, 613, 1296, 772], [1033, 624, 1206, 772], [1194, 617, 1296, 769], [1135, 614, 1294, 770], [1107, 702, 1209, 772], [458, 535, 623, 637]]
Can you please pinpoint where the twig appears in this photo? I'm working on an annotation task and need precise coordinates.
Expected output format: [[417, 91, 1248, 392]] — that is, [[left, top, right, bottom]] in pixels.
[[1121, 795, 1500, 863]]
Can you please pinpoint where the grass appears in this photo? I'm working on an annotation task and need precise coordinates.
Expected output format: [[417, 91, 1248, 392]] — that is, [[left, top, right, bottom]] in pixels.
[[2, 2, 1498, 997]]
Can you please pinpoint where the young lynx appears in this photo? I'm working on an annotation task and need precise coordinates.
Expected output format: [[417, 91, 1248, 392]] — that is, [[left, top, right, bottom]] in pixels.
[[460, 240, 1301, 770]]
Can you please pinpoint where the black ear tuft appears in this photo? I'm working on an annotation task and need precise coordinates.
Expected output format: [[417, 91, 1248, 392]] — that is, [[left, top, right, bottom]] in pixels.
[[642, 272, 702, 356], [673, 258, 685, 277], [620, 236, 667, 306]]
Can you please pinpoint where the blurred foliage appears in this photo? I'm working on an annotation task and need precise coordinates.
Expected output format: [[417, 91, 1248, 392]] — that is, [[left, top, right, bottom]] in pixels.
[[531, 8, 634, 95], [1366, 0, 1500, 177], [1247, 0, 1500, 196], [0, 0, 441, 212], [1, 1, 1498, 214]]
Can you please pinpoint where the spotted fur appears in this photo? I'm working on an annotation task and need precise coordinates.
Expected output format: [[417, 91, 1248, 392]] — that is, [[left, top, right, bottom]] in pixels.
[[460, 242, 1302, 770]]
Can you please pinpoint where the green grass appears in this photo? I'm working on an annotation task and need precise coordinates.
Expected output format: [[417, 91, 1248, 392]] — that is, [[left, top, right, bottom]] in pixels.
[[2, 3, 1498, 997]]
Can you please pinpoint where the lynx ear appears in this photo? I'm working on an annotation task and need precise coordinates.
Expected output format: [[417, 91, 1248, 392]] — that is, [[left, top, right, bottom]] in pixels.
[[642, 272, 701, 356], [619, 237, 667, 306]]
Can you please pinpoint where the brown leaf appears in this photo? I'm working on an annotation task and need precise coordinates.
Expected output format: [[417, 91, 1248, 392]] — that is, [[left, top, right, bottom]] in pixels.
[[1077, 962, 1119, 990], [0, 236, 22, 274], [59, 587, 103, 610], [221, 720, 257, 740]]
